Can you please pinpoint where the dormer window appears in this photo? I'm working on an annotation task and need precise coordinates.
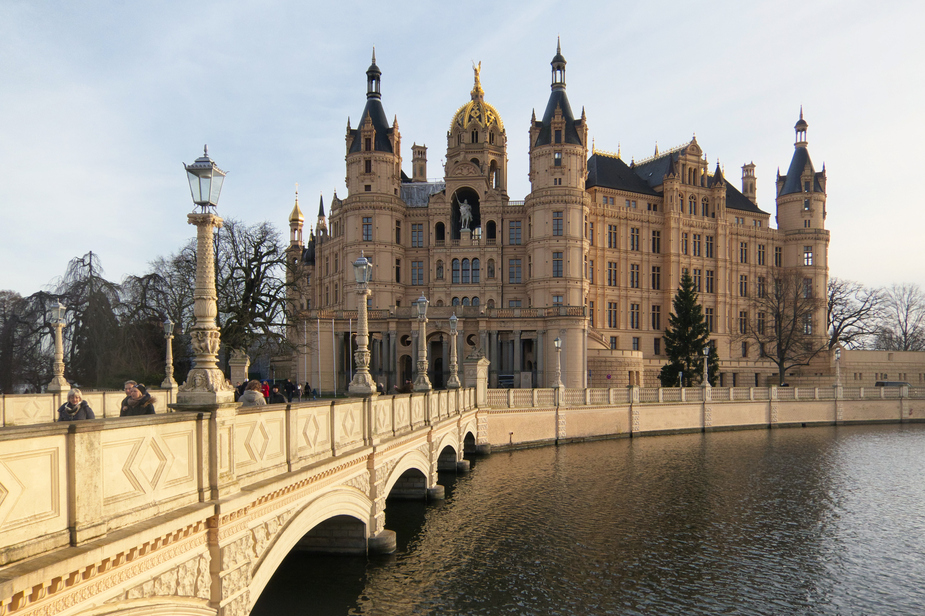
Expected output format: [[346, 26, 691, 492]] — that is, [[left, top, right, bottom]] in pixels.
[[804, 180, 810, 192], [555, 129, 562, 144], [365, 137, 371, 151], [489, 132, 495, 145], [471, 130, 479, 144], [554, 152, 562, 167], [803, 199, 810, 211]]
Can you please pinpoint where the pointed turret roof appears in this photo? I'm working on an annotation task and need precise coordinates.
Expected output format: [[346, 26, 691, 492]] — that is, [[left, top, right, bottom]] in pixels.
[[348, 48, 394, 154], [779, 109, 824, 196], [317, 193, 325, 218], [289, 186, 303, 223], [534, 40, 583, 147]]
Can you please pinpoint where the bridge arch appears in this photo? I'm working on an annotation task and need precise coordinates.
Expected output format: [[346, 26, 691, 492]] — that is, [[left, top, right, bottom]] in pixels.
[[79, 600, 215, 616], [249, 487, 374, 606], [382, 448, 432, 498]]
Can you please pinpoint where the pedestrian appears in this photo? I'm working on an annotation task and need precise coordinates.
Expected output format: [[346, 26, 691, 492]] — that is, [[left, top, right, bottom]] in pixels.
[[237, 380, 247, 399], [296, 382, 303, 401], [57, 389, 95, 421], [284, 379, 295, 402], [261, 380, 270, 399], [304, 382, 312, 400], [120, 380, 137, 416], [121, 384, 156, 416], [268, 384, 287, 405], [240, 380, 266, 407], [376, 381, 384, 394]]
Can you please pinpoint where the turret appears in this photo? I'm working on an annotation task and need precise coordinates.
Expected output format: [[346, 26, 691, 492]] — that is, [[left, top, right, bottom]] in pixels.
[[741, 162, 757, 204], [289, 186, 304, 247], [316, 194, 327, 235], [412, 144, 427, 182]]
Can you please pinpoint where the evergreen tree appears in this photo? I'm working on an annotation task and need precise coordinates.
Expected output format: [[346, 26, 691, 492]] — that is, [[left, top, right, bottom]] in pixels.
[[660, 272, 719, 386]]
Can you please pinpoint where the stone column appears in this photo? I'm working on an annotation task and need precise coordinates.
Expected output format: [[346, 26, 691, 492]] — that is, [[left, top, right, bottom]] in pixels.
[[536, 330, 545, 388], [411, 330, 419, 382], [349, 287, 376, 396], [489, 330, 498, 388], [513, 330, 522, 386], [441, 334, 449, 388], [388, 329, 397, 390], [47, 319, 68, 393]]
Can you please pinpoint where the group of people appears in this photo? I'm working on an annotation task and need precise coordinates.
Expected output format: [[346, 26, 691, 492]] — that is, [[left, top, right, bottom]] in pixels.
[[235, 379, 320, 408], [55, 379, 156, 422]]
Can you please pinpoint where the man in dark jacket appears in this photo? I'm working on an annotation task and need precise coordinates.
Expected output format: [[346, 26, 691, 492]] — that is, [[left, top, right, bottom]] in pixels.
[[120, 380, 137, 416], [284, 379, 295, 402], [268, 385, 288, 405]]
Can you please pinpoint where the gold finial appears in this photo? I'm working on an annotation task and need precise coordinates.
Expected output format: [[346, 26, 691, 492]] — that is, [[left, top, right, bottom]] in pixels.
[[471, 61, 483, 100], [295, 182, 299, 203], [618, 142, 621, 158]]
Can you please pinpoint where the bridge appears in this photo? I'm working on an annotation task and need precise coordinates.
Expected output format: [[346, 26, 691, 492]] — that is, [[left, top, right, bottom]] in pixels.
[[0, 364, 921, 616]]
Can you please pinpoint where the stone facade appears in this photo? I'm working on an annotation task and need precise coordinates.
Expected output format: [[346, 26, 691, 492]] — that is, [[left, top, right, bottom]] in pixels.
[[285, 44, 840, 392]]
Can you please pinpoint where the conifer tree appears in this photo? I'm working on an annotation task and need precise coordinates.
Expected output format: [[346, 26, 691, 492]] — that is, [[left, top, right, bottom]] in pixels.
[[660, 272, 719, 386]]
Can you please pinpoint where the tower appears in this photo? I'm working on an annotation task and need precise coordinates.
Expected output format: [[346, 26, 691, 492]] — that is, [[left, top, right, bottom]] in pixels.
[[741, 162, 757, 204], [289, 186, 303, 247], [412, 144, 427, 182]]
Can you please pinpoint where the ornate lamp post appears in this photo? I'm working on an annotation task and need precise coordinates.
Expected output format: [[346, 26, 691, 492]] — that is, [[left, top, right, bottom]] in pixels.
[[47, 302, 69, 393], [349, 252, 377, 396], [413, 294, 432, 391], [446, 312, 461, 389], [161, 319, 178, 393], [553, 336, 563, 389], [702, 345, 711, 387], [177, 146, 235, 406]]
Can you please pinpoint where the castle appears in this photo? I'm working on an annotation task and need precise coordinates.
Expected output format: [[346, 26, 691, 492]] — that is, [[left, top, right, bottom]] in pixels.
[[282, 44, 834, 392]]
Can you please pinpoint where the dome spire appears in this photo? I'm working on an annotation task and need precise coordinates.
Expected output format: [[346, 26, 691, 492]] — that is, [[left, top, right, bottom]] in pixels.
[[471, 61, 483, 100], [794, 106, 808, 147], [366, 47, 381, 100], [551, 38, 566, 90]]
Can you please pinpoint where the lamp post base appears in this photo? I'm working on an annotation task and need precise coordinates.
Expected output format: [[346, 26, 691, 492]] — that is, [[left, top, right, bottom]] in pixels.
[[348, 371, 377, 396], [446, 374, 460, 389], [46, 375, 69, 394]]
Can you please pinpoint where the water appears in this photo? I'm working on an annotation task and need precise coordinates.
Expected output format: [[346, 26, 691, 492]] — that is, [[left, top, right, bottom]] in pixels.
[[253, 424, 925, 615]]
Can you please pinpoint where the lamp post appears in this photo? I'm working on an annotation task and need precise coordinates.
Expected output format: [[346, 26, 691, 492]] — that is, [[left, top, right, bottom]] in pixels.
[[349, 252, 376, 396], [177, 146, 235, 406], [702, 345, 711, 387], [553, 336, 563, 389], [161, 319, 178, 393], [47, 302, 69, 393], [835, 348, 842, 388], [413, 294, 432, 391], [446, 312, 460, 389]]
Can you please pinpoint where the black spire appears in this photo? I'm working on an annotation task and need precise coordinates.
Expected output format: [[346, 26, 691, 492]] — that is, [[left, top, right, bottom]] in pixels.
[[551, 36, 566, 90], [366, 47, 381, 99]]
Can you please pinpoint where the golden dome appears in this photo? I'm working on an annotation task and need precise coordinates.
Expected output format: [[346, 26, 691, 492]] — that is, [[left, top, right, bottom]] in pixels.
[[450, 62, 504, 133]]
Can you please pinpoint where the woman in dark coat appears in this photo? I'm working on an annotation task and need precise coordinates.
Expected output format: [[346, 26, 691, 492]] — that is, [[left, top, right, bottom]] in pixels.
[[121, 384, 156, 416], [57, 389, 95, 421]]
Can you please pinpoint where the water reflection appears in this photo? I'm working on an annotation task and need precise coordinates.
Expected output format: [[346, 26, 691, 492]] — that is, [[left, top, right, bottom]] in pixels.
[[253, 425, 925, 615]]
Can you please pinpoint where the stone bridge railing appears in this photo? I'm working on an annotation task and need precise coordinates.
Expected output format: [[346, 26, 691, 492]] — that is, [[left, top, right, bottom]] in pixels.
[[0, 390, 176, 427], [0, 387, 475, 613]]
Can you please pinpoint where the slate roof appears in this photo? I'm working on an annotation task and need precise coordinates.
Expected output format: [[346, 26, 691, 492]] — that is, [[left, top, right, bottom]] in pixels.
[[348, 98, 394, 154], [586, 154, 658, 195], [534, 89, 583, 147], [632, 151, 680, 190], [725, 183, 766, 214], [778, 146, 824, 196]]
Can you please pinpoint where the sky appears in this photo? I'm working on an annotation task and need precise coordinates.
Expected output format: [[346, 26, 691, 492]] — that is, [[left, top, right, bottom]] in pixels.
[[1, 0, 923, 298]]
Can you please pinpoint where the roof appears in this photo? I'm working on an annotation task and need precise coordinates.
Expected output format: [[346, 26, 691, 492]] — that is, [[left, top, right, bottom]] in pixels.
[[725, 183, 767, 214], [586, 153, 658, 195], [534, 89, 582, 147], [401, 181, 446, 208], [778, 146, 824, 196], [631, 151, 681, 190], [348, 99, 394, 154]]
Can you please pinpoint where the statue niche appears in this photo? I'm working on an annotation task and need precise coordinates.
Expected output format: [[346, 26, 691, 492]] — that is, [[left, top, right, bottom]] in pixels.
[[451, 189, 480, 239]]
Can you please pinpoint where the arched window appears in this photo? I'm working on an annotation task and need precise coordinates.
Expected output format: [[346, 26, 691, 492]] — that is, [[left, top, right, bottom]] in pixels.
[[486, 220, 496, 240], [472, 296, 480, 306], [702, 197, 709, 217], [436, 299, 444, 306], [435, 222, 445, 243], [462, 297, 471, 306], [452, 259, 460, 284], [462, 259, 470, 284], [471, 131, 478, 144], [472, 258, 480, 283], [689, 196, 696, 215], [489, 160, 499, 187], [452, 297, 460, 306]]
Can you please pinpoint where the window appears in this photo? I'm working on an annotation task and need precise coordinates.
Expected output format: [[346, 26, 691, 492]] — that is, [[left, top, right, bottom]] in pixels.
[[804, 198, 811, 210], [682, 233, 688, 255], [364, 184, 371, 192], [553, 211, 563, 236], [757, 244, 766, 265], [589, 222, 594, 245], [740, 242, 748, 264], [553, 252, 563, 277], [706, 235, 714, 258], [651, 266, 661, 290], [630, 228, 640, 251], [651, 230, 661, 253], [702, 197, 709, 217], [739, 310, 748, 334], [395, 220, 401, 243], [652, 305, 661, 330], [757, 312, 766, 335], [555, 129, 562, 144], [589, 260, 594, 284], [607, 262, 617, 287], [705, 307, 714, 332], [693, 234, 701, 256], [395, 258, 401, 283], [411, 261, 423, 285], [630, 304, 640, 329], [804, 246, 814, 266], [739, 275, 748, 297], [630, 264, 640, 288], [411, 223, 423, 247], [452, 259, 460, 284], [803, 314, 813, 335], [693, 269, 702, 292], [334, 283, 339, 303], [554, 152, 562, 166], [757, 276, 766, 298], [689, 196, 696, 215], [509, 300, 522, 308], [654, 338, 661, 355], [610, 336, 617, 350], [775, 246, 782, 267], [364, 137, 371, 151], [803, 278, 813, 298], [472, 259, 480, 284], [632, 337, 640, 351], [607, 225, 617, 248], [705, 270, 714, 293], [362, 217, 372, 241], [462, 259, 471, 284], [509, 221, 522, 245], [589, 301, 595, 327], [742, 341, 749, 358], [365, 159, 372, 174], [509, 259, 522, 283], [552, 295, 563, 306], [324, 256, 329, 276], [334, 252, 339, 272], [607, 302, 618, 328]]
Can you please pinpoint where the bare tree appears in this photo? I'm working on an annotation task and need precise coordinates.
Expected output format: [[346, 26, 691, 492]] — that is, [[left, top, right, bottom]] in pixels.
[[874, 283, 925, 351], [0, 291, 53, 392], [742, 268, 827, 386], [827, 278, 884, 350]]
